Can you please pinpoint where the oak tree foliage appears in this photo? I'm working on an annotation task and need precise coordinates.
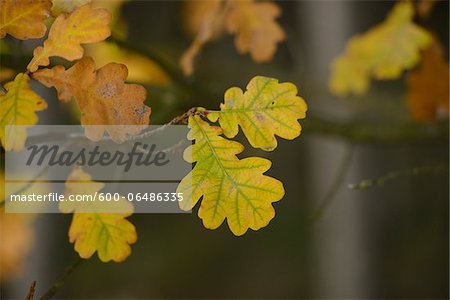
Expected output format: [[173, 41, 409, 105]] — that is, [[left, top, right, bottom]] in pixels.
[[0, 0, 446, 268]]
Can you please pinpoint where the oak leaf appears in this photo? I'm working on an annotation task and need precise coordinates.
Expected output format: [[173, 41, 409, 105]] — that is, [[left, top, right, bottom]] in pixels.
[[33, 57, 151, 142], [226, 0, 285, 63], [207, 76, 307, 151], [406, 39, 449, 121], [27, 3, 111, 72], [329, 1, 432, 96], [51, 0, 129, 40], [0, 0, 51, 40], [177, 115, 284, 236], [0, 73, 47, 151], [61, 167, 137, 262]]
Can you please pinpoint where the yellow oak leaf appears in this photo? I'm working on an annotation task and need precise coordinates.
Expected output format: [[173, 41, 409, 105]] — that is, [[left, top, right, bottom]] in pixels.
[[177, 115, 284, 236], [207, 76, 307, 151], [406, 39, 449, 121], [51, 0, 129, 40], [27, 4, 111, 72], [226, 0, 285, 63], [33, 57, 151, 142], [329, 1, 432, 96], [0, 0, 51, 40], [85, 42, 170, 86], [61, 166, 137, 262], [0, 73, 47, 151]]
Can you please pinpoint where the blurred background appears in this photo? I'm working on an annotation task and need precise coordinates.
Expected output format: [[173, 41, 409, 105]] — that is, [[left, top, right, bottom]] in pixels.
[[1, 0, 449, 299]]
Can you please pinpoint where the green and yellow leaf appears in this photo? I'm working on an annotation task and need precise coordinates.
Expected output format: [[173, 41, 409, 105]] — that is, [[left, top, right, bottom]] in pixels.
[[27, 3, 111, 72], [177, 115, 284, 236], [0, 0, 51, 40], [0, 73, 47, 151], [329, 1, 432, 96], [61, 167, 137, 263], [207, 76, 307, 151]]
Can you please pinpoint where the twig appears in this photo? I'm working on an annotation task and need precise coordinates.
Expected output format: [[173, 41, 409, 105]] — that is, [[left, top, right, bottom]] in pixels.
[[39, 257, 84, 300], [25, 281, 36, 300], [308, 146, 356, 224], [18, 112, 448, 146], [129, 107, 197, 141], [348, 163, 448, 190]]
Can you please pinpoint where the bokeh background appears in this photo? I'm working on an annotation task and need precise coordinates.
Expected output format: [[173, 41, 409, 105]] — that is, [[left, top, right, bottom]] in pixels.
[[1, 0, 449, 299]]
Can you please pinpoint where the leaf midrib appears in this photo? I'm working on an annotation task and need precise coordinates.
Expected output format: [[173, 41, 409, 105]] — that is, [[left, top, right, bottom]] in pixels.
[[194, 116, 263, 229]]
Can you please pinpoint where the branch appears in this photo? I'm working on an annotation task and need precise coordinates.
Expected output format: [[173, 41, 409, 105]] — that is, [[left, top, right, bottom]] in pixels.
[[348, 163, 448, 190], [25, 281, 37, 300], [39, 257, 84, 300]]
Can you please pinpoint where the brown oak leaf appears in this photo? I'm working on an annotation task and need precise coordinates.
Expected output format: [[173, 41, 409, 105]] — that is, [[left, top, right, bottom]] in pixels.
[[33, 57, 151, 141]]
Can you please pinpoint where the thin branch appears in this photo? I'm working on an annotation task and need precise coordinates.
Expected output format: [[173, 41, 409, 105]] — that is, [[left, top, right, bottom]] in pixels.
[[18, 111, 449, 147], [348, 163, 448, 190], [308, 146, 356, 224], [39, 257, 84, 300], [25, 281, 37, 300], [127, 107, 196, 140]]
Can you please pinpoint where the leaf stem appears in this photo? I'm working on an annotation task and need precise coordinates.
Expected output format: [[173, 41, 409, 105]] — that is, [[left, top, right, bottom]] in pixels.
[[39, 257, 84, 300]]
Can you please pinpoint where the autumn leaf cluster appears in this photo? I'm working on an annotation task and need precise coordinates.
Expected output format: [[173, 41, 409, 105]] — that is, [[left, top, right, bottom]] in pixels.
[[0, 0, 151, 150], [0, 0, 308, 266]]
